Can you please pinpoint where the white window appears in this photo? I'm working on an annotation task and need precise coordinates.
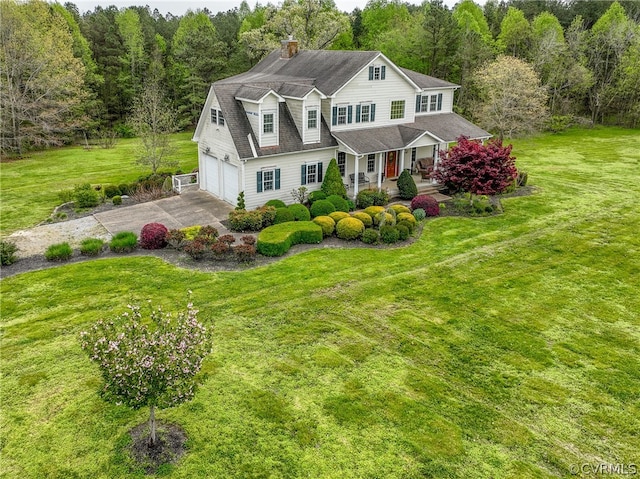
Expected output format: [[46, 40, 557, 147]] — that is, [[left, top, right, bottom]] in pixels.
[[421, 95, 429, 112], [218, 110, 225, 126], [262, 169, 274, 191], [369, 65, 386, 80], [337, 152, 346, 177], [391, 100, 405, 120], [360, 104, 370, 123], [211, 108, 224, 125], [263, 113, 274, 133], [367, 154, 375, 173], [307, 109, 318, 129], [337, 106, 347, 125], [306, 163, 317, 184], [430, 93, 443, 112]]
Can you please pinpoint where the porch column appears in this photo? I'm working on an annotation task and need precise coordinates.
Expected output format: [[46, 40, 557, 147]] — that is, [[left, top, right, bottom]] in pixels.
[[399, 149, 405, 172], [378, 152, 384, 189], [353, 154, 360, 198]]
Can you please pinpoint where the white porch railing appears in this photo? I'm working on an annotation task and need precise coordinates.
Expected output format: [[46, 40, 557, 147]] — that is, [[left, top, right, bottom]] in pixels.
[[172, 173, 199, 193]]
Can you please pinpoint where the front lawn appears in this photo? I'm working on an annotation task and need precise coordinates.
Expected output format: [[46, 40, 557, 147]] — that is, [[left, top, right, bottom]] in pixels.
[[0, 132, 197, 235], [1, 127, 639, 478]]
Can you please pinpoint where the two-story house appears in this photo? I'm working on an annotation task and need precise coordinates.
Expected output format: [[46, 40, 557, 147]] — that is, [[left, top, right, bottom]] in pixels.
[[193, 38, 490, 209]]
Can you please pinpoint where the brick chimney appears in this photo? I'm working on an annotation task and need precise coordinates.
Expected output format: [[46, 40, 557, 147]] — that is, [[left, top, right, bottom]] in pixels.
[[281, 36, 299, 59]]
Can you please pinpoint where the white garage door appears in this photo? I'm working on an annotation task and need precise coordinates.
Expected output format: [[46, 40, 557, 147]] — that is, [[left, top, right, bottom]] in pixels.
[[204, 156, 220, 197], [222, 162, 238, 204]]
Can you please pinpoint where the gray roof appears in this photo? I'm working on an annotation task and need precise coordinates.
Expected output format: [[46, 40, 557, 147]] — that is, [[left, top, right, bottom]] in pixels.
[[235, 85, 274, 102], [412, 113, 491, 143], [400, 68, 459, 89]]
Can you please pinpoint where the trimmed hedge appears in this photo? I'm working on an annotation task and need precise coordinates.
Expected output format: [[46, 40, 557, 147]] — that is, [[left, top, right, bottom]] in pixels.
[[389, 204, 411, 215], [274, 207, 295, 224], [336, 217, 365, 240], [308, 190, 327, 204], [374, 212, 395, 226], [356, 188, 389, 209], [326, 194, 349, 212], [351, 212, 373, 227], [362, 228, 379, 244], [397, 212, 417, 227], [265, 199, 286, 208], [312, 215, 336, 237], [310, 199, 336, 218], [257, 221, 323, 257], [363, 205, 386, 219], [329, 211, 350, 223], [288, 203, 311, 221]]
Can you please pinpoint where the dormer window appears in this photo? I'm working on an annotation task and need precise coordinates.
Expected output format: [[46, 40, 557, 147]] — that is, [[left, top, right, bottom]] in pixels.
[[307, 109, 317, 129], [263, 113, 274, 133], [368, 65, 386, 81]]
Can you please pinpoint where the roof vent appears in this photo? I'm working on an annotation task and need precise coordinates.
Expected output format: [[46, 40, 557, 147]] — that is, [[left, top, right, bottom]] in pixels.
[[281, 36, 299, 59]]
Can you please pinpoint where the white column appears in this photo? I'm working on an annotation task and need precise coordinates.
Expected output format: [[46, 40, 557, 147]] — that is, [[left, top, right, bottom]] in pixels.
[[353, 154, 360, 197], [378, 152, 384, 189], [400, 149, 405, 173]]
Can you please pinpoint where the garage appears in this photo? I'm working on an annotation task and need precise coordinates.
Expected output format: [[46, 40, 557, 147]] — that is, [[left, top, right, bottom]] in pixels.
[[222, 162, 238, 204], [203, 156, 220, 197]]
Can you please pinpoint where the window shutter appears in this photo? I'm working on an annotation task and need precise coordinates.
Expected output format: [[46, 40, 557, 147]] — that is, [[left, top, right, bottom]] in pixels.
[[368, 66, 374, 80], [381, 65, 386, 80], [317, 162, 323, 182], [416, 95, 422, 113], [275, 168, 281, 190], [437, 93, 443, 110], [256, 171, 263, 193], [332, 106, 337, 126], [347, 105, 353, 124], [370, 104, 376, 121], [301, 164, 307, 185], [355, 105, 361, 123]]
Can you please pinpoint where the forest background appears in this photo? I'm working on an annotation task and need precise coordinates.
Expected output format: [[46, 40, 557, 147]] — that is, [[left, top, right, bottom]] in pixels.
[[1, 0, 639, 158]]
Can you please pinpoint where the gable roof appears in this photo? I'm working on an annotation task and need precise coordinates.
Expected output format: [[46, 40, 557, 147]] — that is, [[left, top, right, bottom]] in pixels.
[[399, 68, 459, 90]]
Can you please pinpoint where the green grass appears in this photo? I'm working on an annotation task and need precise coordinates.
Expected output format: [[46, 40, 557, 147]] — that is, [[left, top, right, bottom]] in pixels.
[[1, 126, 640, 478], [0, 132, 197, 235]]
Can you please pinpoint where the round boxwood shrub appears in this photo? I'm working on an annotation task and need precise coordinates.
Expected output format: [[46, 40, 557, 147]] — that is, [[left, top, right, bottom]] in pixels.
[[363, 205, 385, 219], [140, 222, 168, 249], [326, 194, 349, 213], [389, 204, 411, 215], [352, 212, 372, 227], [361, 228, 379, 244], [379, 225, 400, 244], [398, 219, 415, 233], [308, 190, 327, 204], [310, 199, 336, 218], [274, 207, 295, 224], [112, 195, 122, 206], [45, 242, 73, 261], [74, 183, 100, 208], [356, 188, 389, 209], [374, 212, 395, 227], [410, 194, 440, 217], [397, 169, 418, 200], [312, 215, 335, 237], [329, 211, 350, 223], [265, 199, 286, 208], [396, 224, 410, 241], [288, 203, 311, 221], [412, 208, 426, 221], [397, 212, 417, 227], [336, 217, 365, 240], [109, 231, 138, 253], [103, 185, 121, 199]]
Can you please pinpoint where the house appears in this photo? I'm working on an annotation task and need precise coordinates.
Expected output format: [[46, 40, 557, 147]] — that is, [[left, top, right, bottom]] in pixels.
[[192, 38, 490, 209]]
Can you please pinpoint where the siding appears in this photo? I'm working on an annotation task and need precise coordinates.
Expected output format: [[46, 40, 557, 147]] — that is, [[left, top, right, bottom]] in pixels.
[[259, 94, 279, 147], [414, 89, 455, 116]]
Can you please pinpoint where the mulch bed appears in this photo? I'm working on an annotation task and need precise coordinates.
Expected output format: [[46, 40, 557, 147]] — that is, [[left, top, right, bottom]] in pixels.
[[128, 421, 187, 475]]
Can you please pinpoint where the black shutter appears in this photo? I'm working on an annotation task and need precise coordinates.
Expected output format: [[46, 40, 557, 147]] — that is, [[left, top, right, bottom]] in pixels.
[[437, 93, 443, 111], [416, 95, 422, 113], [370, 104, 376, 121], [355, 105, 361, 123], [381, 65, 386, 80], [368, 66, 374, 80], [275, 169, 281, 190], [317, 162, 323, 182], [256, 171, 263, 193], [347, 105, 353, 124], [301, 164, 307, 185], [332, 106, 337, 126]]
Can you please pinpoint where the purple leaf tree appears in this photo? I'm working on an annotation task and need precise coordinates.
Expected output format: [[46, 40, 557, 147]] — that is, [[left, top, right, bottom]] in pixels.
[[80, 296, 211, 446]]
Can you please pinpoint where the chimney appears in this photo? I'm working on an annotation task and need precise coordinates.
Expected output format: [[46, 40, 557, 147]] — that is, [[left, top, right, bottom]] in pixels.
[[281, 35, 299, 59]]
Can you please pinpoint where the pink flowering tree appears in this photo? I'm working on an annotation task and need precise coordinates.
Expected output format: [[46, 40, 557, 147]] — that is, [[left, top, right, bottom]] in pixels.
[[435, 136, 518, 204], [80, 297, 211, 446]]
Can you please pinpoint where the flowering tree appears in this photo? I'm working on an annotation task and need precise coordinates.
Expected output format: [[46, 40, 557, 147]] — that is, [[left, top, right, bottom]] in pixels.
[[435, 136, 518, 203], [80, 297, 211, 446]]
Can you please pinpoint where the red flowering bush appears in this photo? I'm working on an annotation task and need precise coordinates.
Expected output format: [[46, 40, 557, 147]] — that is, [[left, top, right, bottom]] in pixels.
[[183, 238, 207, 260], [410, 195, 440, 217], [241, 235, 256, 245], [140, 222, 168, 249], [211, 241, 231, 259], [217, 234, 236, 245], [233, 243, 257, 262]]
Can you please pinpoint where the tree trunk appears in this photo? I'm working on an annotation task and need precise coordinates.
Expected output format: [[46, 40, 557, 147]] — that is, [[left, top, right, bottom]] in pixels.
[[149, 404, 156, 446]]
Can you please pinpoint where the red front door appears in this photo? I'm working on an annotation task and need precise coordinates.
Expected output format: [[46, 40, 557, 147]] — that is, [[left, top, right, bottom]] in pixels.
[[385, 151, 398, 178]]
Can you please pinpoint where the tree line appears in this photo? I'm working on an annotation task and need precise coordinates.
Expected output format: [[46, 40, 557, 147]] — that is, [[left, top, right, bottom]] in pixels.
[[1, 0, 639, 157]]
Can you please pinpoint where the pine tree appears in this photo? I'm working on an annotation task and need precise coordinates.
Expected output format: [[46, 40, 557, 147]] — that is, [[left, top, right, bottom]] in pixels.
[[396, 169, 418, 200], [321, 158, 347, 198]]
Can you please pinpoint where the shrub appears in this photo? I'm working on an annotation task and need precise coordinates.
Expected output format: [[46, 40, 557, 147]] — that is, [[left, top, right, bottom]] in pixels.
[[413, 208, 426, 221], [321, 158, 347, 198], [473, 196, 494, 214], [397, 220, 415, 233], [74, 183, 100, 208], [197, 226, 219, 245], [181, 226, 201, 241], [162, 176, 173, 193], [347, 200, 355, 211], [183, 239, 207, 260], [165, 229, 186, 249], [356, 188, 389, 209], [290, 186, 308, 204], [257, 222, 323, 257], [258, 206, 277, 228], [411, 195, 440, 217], [118, 184, 131, 196], [396, 224, 410, 241], [351, 212, 373, 227], [397, 169, 418, 200], [233, 244, 257, 262], [310, 199, 336, 218], [329, 211, 350, 223], [211, 241, 231, 259], [1, 240, 18, 265], [326, 194, 349, 212], [374, 212, 395, 227], [308, 190, 327, 204], [312, 215, 336, 237], [288, 203, 311, 221], [274, 207, 295, 224], [336, 217, 365, 240], [379, 225, 400, 244], [389, 204, 411, 215], [517, 170, 528, 187], [109, 232, 138, 253], [140, 223, 168, 250], [80, 238, 105, 256], [218, 234, 236, 245], [265, 199, 286, 208], [236, 191, 246, 210], [131, 183, 165, 202], [241, 235, 256, 245], [363, 205, 385, 219], [361, 228, 379, 245], [104, 185, 121, 198], [45, 242, 73, 261], [58, 188, 74, 204], [112, 195, 122, 206], [228, 209, 264, 232], [397, 212, 417, 228]]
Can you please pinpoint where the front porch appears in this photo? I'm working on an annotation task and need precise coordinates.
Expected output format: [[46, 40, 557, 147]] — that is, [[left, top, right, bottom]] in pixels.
[[345, 172, 450, 201]]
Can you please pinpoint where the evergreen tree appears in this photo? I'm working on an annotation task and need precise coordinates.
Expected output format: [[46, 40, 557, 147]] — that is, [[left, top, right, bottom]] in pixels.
[[397, 169, 418, 200], [321, 158, 347, 198]]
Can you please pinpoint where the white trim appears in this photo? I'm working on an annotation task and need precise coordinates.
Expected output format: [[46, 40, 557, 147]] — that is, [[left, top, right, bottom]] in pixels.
[[248, 134, 258, 158]]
